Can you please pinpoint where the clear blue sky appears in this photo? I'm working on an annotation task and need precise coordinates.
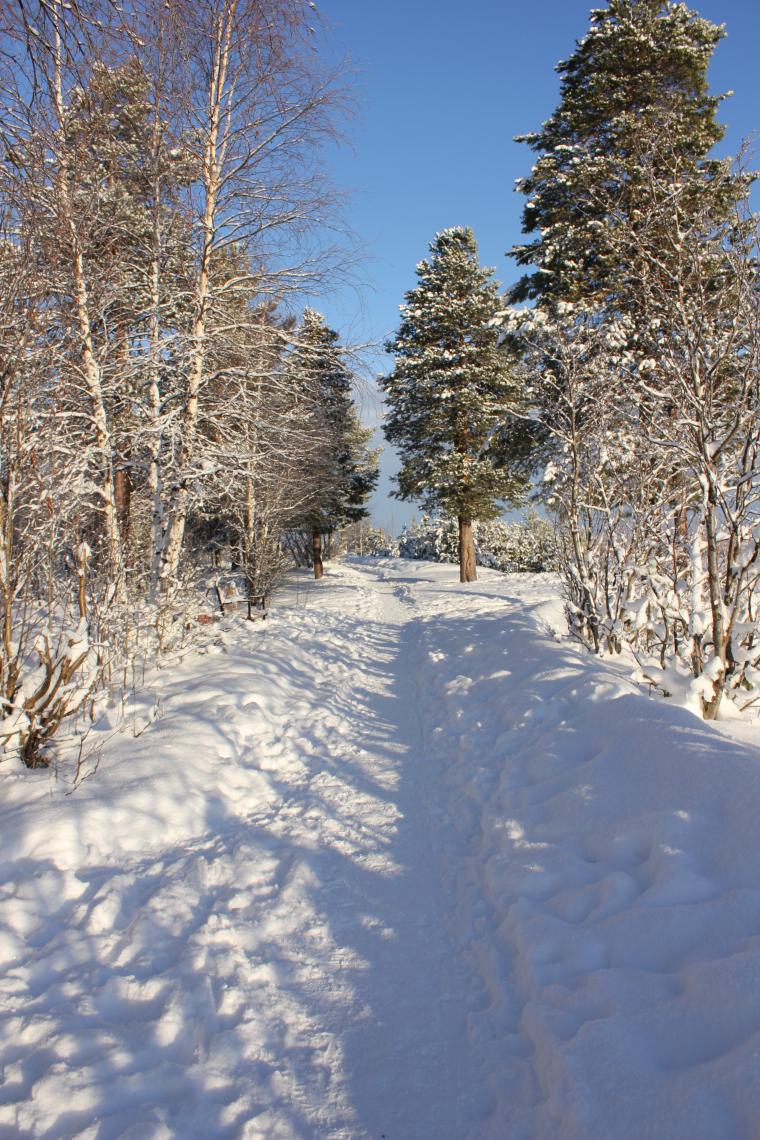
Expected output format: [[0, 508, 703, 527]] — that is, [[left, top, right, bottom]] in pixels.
[[312, 0, 760, 534]]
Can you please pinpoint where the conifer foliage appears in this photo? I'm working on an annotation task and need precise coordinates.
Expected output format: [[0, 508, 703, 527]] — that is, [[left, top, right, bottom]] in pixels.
[[509, 0, 737, 308], [507, 0, 760, 719], [382, 227, 527, 582], [292, 310, 379, 579]]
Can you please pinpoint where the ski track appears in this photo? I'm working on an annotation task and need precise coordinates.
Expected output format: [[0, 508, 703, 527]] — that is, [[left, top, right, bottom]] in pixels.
[[3, 558, 760, 1138]]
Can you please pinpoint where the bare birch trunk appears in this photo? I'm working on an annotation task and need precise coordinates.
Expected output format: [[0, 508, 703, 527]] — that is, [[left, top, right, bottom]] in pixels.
[[71, 257, 122, 582], [0, 463, 18, 702], [243, 419, 257, 585], [146, 92, 166, 591], [160, 2, 236, 587], [51, 0, 123, 592], [701, 480, 727, 719], [147, 231, 165, 589]]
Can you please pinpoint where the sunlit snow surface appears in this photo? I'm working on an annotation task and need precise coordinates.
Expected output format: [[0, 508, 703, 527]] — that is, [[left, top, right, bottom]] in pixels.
[[2, 559, 760, 1138]]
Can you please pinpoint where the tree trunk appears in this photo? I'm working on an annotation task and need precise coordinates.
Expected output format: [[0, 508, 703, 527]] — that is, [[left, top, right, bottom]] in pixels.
[[701, 485, 727, 720], [458, 516, 477, 582], [114, 463, 132, 545], [160, 4, 234, 588], [50, 0, 123, 594], [148, 106, 166, 593], [312, 528, 324, 580]]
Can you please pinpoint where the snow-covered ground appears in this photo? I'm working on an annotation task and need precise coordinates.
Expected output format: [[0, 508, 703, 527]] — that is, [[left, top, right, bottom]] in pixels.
[[3, 558, 760, 1139]]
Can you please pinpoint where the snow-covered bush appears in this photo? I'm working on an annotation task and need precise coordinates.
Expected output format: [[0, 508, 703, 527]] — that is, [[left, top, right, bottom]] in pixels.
[[398, 516, 460, 563], [1, 619, 101, 767], [341, 523, 399, 557], [398, 514, 556, 573], [477, 515, 557, 573]]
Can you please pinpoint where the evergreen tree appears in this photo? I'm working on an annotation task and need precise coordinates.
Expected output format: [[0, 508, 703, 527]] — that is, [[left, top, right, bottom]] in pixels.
[[509, 0, 743, 309], [294, 309, 379, 579], [382, 227, 528, 582], [506, 0, 760, 718]]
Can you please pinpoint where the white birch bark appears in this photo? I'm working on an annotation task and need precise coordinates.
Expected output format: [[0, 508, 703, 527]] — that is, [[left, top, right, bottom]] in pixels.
[[160, 0, 235, 587], [50, 0, 123, 593]]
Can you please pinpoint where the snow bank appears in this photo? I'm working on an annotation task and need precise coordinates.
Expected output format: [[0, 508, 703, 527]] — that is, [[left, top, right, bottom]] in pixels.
[[409, 563, 760, 1139]]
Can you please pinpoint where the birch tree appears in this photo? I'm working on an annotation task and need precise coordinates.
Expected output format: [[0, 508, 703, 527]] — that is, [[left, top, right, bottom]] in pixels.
[[0, 0, 129, 590], [156, 0, 345, 589], [614, 165, 760, 717]]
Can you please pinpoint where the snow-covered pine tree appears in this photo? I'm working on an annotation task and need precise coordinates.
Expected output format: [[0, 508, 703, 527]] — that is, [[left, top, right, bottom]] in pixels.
[[293, 309, 379, 579], [509, 0, 741, 309], [382, 227, 528, 582], [507, 0, 760, 718]]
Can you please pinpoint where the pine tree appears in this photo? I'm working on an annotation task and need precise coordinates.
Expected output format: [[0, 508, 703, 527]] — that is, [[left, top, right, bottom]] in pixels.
[[509, 0, 743, 309], [507, 0, 760, 718], [382, 227, 527, 582], [294, 309, 379, 579]]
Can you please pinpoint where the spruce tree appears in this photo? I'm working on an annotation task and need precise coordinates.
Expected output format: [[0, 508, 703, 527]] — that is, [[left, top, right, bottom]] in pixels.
[[382, 227, 527, 583], [509, 0, 742, 309], [295, 309, 379, 579]]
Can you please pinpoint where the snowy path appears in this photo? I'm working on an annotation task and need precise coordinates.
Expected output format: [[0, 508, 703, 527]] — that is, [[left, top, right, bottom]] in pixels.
[[294, 571, 486, 1139], [3, 559, 760, 1138], [0, 561, 498, 1139]]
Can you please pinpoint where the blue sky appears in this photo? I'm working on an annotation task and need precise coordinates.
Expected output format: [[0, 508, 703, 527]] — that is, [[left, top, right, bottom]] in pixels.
[[313, 0, 760, 533]]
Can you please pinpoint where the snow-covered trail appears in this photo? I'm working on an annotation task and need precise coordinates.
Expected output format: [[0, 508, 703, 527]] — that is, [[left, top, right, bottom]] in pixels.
[[4, 558, 760, 1139], [0, 560, 505, 1138], [295, 567, 489, 1139]]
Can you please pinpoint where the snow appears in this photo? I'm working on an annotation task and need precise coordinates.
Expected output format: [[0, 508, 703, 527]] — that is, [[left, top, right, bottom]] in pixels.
[[3, 559, 760, 1138]]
